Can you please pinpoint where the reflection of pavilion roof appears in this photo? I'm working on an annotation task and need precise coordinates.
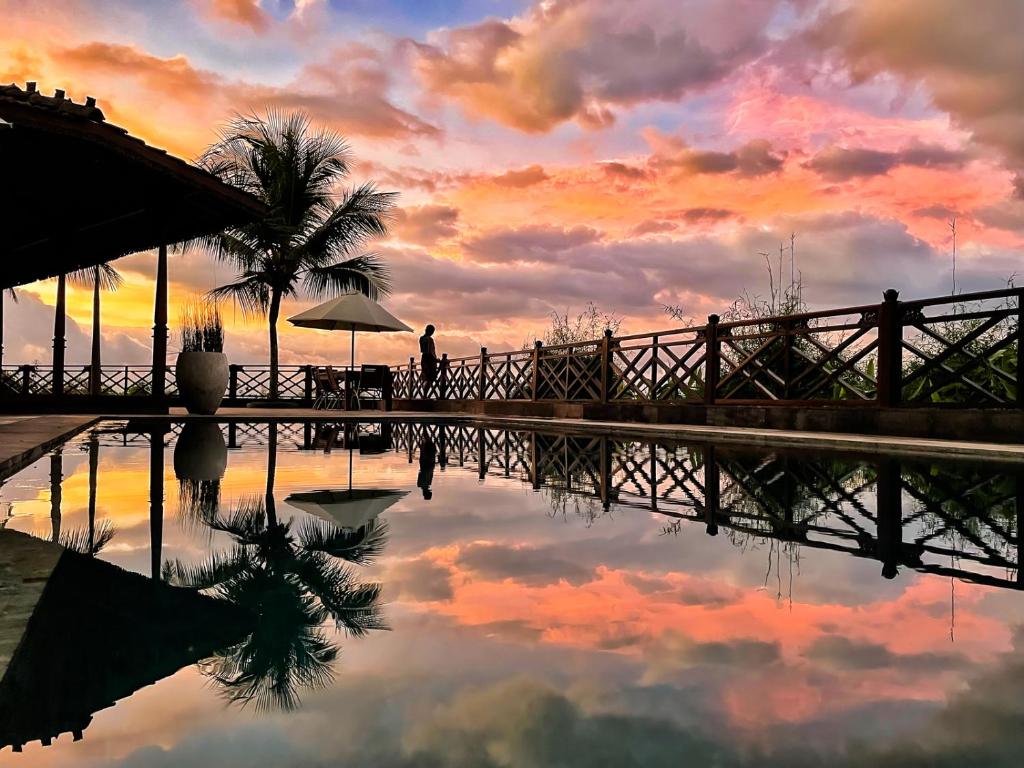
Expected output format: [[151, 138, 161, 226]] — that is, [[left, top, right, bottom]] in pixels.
[[0, 530, 250, 753], [0, 82, 266, 288]]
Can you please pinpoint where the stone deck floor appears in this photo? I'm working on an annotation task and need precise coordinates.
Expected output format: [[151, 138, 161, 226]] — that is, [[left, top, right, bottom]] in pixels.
[[1, 410, 1021, 473]]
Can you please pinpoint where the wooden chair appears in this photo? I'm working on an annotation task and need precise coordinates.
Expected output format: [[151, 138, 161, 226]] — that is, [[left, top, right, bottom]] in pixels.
[[313, 367, 342, 409], [351, 365, 389, 410]]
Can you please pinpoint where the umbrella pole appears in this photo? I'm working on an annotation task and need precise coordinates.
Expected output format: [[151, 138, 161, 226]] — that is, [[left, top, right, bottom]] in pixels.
[[351, 328, 355, 371]]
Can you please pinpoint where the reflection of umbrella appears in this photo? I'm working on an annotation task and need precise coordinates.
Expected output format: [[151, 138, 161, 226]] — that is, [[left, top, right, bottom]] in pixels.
[[287, 292, 413, 370], [284, 488, 408, 530]]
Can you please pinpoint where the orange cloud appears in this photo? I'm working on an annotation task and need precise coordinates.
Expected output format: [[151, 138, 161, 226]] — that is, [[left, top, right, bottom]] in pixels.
[[202, 0, 270, 32]]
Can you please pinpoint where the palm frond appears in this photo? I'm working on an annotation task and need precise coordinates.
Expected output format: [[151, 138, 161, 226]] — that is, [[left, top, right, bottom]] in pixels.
[[162, 546, 252, 589], [208, 274, 271, 317], [58, 520, 116, 555], [297, 183, 398, 265], [301, 252, 392, 300], [294, 517, 390, 565], [67, 263, 124, 292]]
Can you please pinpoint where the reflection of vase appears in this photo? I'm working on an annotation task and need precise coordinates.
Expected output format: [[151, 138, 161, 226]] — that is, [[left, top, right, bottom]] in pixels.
[[175, 352, 228, 415], [174, 422, 227, 482]]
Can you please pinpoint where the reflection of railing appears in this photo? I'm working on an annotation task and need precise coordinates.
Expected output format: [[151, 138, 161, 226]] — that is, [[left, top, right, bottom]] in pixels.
[[390, 422, 1024, 590], [391, 287, 1022, 408]]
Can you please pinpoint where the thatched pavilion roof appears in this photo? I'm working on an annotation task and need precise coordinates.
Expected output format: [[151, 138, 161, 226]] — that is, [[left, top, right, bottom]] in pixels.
[[0, 82, 266, 288]]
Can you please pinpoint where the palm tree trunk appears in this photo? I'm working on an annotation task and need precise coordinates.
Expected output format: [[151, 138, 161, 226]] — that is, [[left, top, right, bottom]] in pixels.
[[266, 422, 278, 527], [88, 436, 99, 553], [90, 270, 102, 396], [268, 289, 282, 401]]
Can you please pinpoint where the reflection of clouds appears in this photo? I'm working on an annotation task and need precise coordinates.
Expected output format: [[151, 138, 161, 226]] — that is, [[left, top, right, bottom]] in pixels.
[[385, 555, 454, 602], [456, 541, 595, 587]]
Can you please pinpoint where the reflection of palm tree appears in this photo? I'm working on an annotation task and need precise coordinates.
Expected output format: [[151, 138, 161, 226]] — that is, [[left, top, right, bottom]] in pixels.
[[163, 497, 388, 711], [59, 436, 117, 556]]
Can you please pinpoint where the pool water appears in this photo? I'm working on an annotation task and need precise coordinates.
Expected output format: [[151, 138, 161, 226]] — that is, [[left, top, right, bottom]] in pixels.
[[0, 419, 1022, 766]]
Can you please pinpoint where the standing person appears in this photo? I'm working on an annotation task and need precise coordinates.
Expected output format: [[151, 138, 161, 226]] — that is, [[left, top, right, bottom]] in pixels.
[[419, 324, 438, 386], [417, 439, 437, 500]]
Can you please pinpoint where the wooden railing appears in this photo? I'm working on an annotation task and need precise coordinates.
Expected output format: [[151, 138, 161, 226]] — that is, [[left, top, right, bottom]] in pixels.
[[392, 287, 1022, 408]]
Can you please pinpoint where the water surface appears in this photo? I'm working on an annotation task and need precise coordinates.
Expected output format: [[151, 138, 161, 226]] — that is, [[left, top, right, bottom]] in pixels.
[[0, 420, 1022, 766]]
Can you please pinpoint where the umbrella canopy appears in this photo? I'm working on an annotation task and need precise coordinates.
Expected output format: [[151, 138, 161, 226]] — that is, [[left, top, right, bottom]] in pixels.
[[284, 488, 408, 530], [287, 293, 412, 333], [287, 292, 413, 372]]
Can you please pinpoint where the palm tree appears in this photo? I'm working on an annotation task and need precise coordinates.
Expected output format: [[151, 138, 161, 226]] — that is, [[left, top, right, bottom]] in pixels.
[[68, 264, 123, 395], [198, 111, 396, 400]]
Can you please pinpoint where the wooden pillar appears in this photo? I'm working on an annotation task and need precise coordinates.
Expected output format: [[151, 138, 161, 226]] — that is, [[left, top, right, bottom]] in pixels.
[[89, 274, 102, 396], [531, 341, 542, 401], [49, 449, 62, 543], [876, 289, 902, 408], [704, 444, 719, 536], [52, 273, 66, 396], [650, 335, 659, 402], [152, 244, 168, 401], [876, 458, 902, 579], [599, 436, 611, 511], [704, 314, 719, 405], [479, 346, 488, 401], [0, 289, 5, 374], [149, 429, 164, 579], [478, 427, 486, 480], [600, 329, 612, 404], [439, 354, 449, 400]]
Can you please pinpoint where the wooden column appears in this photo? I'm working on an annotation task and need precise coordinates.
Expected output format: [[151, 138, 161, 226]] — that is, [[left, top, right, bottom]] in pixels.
[[89, 274, 102, 396], [52, 273, 66, 396], [876, 289, 902, 408], [479, 347, 488, 401], [703, 314, 719, 405], [49, 449, 63, 542], [876, 458, 902, 580], [149, 429, 164, 579], [0, 289, 5, 374], [152, 244, 168, 401], [704, 444, 719, 536], [531, 341, 542, 401], [600, 329, 612, 404]]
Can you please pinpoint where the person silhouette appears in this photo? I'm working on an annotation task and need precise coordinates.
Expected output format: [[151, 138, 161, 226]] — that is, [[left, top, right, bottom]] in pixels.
[[417, 439, 437, 500], [419, 324, 438, 387]]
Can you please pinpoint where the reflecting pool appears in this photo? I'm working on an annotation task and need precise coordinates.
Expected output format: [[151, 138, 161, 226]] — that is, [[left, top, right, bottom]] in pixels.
[[0, 419, 1022, 766]]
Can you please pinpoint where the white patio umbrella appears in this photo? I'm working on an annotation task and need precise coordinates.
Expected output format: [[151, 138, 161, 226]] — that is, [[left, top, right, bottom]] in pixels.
[[287, 292, 413, 370], [284, 488, 408, 530]]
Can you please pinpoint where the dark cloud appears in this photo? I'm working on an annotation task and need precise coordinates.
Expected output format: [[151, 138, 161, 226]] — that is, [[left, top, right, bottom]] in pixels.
[[803, 635, 967, 673], [492, 165, 550, 188], [409, 0, 779, 132], [464, 225, 603, 263], [651, 138, 785, 177], [456, 542, 594, 586], [805, 143, 969, 181], [386, 556, 454, 602], [630, 220, 678, 236], [393, 204, 460, 245], [678, 208, 735, 224], [602, 162, 652, 181], [812, 0, 1024, 168]]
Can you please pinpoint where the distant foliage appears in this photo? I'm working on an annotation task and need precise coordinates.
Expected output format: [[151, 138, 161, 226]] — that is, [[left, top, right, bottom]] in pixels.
[[535, 302, 623, 348], [179, 301, 225, 353]]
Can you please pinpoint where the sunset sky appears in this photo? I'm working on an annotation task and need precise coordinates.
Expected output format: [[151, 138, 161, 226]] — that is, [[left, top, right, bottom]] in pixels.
[[2, 0, 1023, 367]]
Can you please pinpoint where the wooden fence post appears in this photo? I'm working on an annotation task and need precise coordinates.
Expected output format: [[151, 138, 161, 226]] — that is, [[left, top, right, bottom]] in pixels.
[[600, 329, 612, 404], [532, 341, 542, 401], [876, 289, 902, 408], [1016, 291, 1022, 409], [782, 318, 793, 400], [21, 365, 31, 395], [229, 364, 239, 402], [439, 353, 449, 400], [650, 335, 659, 402], [479, 347, 488, 400], [409, 356, 416, 399], [704, 314, 720, 405], [303, 365, 314, 404]]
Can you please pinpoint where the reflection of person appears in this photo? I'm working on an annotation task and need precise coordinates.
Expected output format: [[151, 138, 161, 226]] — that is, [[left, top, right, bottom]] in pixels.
[[417, 439, 437, 500], [419, 324, 438, 384]]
